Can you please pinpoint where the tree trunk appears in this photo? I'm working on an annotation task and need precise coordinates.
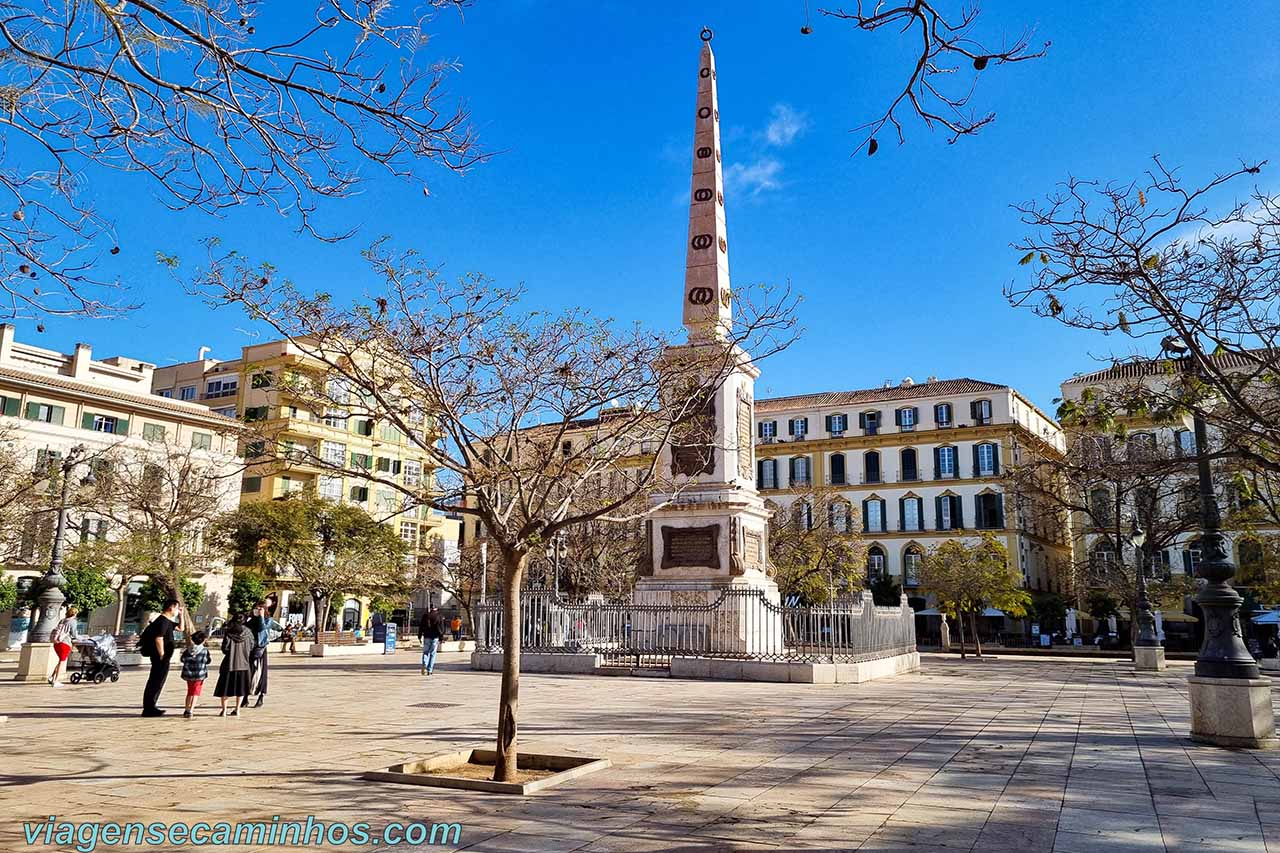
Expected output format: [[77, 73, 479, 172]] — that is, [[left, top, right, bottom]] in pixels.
[[956, 610, 967, 660], [493, 552, 527, 782], [971, 611, 983, 658]]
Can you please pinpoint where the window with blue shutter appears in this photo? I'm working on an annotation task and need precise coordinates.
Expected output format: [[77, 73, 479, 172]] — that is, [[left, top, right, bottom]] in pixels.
[[901, 448, 918, 481], [863, 451, 880, 484], [829, 452, 846, 485]]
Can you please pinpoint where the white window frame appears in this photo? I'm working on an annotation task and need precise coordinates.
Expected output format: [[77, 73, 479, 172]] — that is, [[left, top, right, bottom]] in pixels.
[[830, 413, 847, 435], [977, 443, 997, 476], [904, 550, 922, 585], [790, 417, 808, 439], [938, 446, 957, 478], [899, 408, 915, 431], [179, 386, 197, 401], [318, 475, 343, 501], [903, 498, 920, 531], [92, 414, 118, 434], [760, 421, 776, 440], [936, 402, 952, 427], [975, 399, 993, 424], [867, 550, 885, 578], [760, 458, 777, 490], [321, 441, 347, 467], [866, 500, 884, 533], [940, 497, 953, 530], [792, 456, 810, 486], [403, 459, 422, 486], [830, 501, 849, 533]]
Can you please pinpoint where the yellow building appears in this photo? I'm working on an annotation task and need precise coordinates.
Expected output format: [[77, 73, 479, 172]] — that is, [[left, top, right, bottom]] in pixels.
[[152, 339, 459, 628]]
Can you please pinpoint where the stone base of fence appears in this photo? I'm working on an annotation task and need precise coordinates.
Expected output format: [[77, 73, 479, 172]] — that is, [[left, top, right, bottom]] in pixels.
[[469, 650, 919, 683], [471, 652, 602, 674], [671, 652, 919, 684]]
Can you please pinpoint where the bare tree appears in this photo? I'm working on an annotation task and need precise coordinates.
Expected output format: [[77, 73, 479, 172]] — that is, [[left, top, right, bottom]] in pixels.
[[820, 1, 1048, 154], [1007, 158, 1280, 474], [184, 239, 798, 780], [83, 442, 241, 635], [0, 0, 483, 319], [1010, 427, 1201, 643]]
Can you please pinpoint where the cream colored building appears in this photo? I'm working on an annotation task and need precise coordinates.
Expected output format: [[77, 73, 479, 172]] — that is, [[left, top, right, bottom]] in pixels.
[[755, 377, 1072, 598], [1060, 356, 1280, 617], [0, 325, 242, 646], [153, 339, 459, 629]]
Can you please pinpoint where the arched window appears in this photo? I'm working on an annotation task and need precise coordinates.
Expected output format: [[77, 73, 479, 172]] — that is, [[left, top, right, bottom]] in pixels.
[[756, 458, 778, 490], [970, 399, 993, 425], [864, 450, 881, 484], [1127, 432, 1157, 461], [974, 442, 999, 476], [829, 452, 847, 485], [828, 500, 850, 533], [934, 445, 957, 479], [903, 545, 923, 587], [862, 497, 886, 533], [934, 402, 953, 427], [900, 448, 918, 481], [790, 455, 811, 487], [867, 545, 886, 580]]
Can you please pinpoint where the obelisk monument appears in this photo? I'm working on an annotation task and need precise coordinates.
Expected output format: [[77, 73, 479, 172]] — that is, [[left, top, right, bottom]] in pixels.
[[634, 29, 779, 649]]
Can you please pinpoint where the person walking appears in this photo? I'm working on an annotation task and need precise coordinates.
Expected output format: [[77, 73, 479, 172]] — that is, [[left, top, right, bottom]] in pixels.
[[139, 599, 181, 717], [214, 615, 253, 716], [450, 614, 462, 642], [243, 600, 282, 708], [180, 631, 210, 718], [418, 606, 443, 676], [48, 605, 80, 688]]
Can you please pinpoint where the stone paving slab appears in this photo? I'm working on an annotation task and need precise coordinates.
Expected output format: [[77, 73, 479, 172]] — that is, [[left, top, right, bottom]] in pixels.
[[1, 652, 1278, 852]]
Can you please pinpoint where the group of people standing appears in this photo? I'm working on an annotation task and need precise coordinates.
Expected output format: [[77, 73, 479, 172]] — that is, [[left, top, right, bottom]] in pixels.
[[139, 598, 281, 718]]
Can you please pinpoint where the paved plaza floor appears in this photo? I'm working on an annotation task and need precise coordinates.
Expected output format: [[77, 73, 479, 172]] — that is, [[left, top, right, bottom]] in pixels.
[[2, 651, 1279, 852]]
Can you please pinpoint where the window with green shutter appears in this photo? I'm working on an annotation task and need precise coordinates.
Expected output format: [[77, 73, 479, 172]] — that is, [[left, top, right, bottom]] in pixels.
[[241, 477, 262, 493], [143, 423, 167, 443], [24, 402, 65, 425], [191, 432, 212, 450], [1, 396, 18, 417]]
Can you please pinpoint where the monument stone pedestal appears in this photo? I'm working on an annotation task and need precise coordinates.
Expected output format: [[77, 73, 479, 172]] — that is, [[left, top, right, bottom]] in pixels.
[[1188, 676, 1278, 749], [1133, 646, 1166, 672], [14, 642, 58, 683]]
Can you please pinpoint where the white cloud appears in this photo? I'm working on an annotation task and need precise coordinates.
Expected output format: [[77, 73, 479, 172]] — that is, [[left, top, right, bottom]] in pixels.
[[764, 103, 808, 148], [724, 158, 783, 199]]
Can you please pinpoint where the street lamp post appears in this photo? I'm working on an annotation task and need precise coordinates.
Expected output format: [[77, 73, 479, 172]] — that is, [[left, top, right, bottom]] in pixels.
[[1160, 336, 1275, 747], [1128, 517, 1164, 671], [15, 445, 92, 682]]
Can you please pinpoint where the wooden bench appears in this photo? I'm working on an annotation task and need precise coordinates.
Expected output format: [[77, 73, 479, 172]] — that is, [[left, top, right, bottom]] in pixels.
[[314, 630, 361, 647]]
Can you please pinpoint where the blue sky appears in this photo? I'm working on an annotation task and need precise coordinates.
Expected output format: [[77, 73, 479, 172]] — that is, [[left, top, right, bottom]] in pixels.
[[23, 1, 1280, 414]]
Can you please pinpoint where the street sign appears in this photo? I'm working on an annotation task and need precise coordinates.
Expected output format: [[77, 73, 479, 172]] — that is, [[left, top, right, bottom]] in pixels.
[[384, 622, 397, 654]]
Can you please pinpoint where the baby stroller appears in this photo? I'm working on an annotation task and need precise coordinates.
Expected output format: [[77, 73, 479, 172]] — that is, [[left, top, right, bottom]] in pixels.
[[69, 634, 121, 684]]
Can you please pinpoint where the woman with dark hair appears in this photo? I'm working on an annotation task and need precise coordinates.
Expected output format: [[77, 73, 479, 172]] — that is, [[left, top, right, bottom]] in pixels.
[[213, 614, 253, 716]]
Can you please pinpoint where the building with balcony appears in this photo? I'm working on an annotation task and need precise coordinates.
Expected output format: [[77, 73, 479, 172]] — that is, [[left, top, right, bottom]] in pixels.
[[1060, 356, 1280, 643], [754, 377, 1072, 598], [0, 325, 242, 646], [152, 339, 460, 628]]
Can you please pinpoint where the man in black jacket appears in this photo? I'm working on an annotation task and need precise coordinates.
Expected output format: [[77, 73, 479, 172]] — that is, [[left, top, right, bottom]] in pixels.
[[139, 598, 181, 717], [417, 607, 443, 676]]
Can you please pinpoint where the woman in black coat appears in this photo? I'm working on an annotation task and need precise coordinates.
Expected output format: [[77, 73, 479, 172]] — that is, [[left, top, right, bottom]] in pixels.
[[214, 615, 253, 716]]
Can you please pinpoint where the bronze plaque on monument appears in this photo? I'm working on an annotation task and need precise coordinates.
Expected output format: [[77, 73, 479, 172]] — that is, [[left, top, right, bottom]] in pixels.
[[743, 529, 763, 568], [671, 444, 715, 476], [736, 391, 753, 480], [661, 524, 721, 570]]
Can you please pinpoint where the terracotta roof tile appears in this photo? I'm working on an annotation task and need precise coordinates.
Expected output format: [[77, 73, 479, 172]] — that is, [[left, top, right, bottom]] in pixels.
[[756, 378, 1008, 413], [1062, 350, 1273, 385], [0, 364, 241, 428]]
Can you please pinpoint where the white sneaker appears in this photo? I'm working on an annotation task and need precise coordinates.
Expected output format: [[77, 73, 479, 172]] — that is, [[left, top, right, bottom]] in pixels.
[[51, 681, 64, 689]]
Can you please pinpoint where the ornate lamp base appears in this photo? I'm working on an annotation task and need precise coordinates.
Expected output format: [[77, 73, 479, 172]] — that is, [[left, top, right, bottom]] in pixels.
[[1134, 646, 1166, 672], [1188, 676, 1278, 749]]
